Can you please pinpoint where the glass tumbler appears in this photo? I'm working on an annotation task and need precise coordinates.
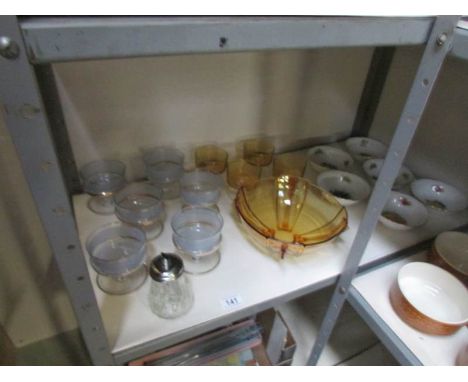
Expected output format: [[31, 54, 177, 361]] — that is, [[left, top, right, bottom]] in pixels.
[[180, 170, 223, 210], [195, 145, 228, 174], [243, 137, 275, 171], [85, 223, 147, 295], [273, 152, 306, 177], [227, 159, 260, 191], [143, 147, 184, 200], [171, 207, 224, 274], [80, 160, 126, 215], [114, 183, 165, 240], [148, 253, 194, 319]]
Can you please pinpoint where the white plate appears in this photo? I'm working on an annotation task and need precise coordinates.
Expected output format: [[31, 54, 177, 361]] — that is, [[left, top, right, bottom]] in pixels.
[[307, 145, 354, 173], [379, 191, 428, 230], [362, 158, 415, 189], [410, 178, 468, 212], [398, 262, 468, 325], [345, 137, 387, 162], [316, 170, 370, 206]]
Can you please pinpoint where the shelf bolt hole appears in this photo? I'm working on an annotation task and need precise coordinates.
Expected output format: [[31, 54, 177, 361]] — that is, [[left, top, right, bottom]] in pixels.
[[422, 78, 429, 87], [41, 161, 53, 172], [67, 244, 75, 250], [20, 104, 41, 119], [52, 207, 66, 216], [77, 276, 84, 281], [219, 37, 228, 48]]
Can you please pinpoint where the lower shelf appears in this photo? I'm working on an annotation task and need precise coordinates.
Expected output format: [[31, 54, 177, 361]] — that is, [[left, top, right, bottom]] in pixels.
[[349, 251, 468, 365]]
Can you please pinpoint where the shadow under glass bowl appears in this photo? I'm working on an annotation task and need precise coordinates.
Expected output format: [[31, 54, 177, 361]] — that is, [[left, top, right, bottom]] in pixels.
[[390, 261, 468, 335], [316, 170, 370, 206], [114, 183, 165, 240], [235, 176, 348, 260]]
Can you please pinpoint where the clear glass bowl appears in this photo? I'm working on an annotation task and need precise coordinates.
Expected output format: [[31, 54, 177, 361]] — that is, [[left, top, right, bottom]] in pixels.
[[85, 223, 146, 277], [114, 183, 165, 240], [143, 147, 185, 199], [171, 207, 224, 274], [180, 170, 223, 209], [79, 160, 126, 214], [235, 176, 348, 259]]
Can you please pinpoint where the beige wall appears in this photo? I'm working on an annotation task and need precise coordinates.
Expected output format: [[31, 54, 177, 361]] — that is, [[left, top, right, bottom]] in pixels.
[[369, 46, 468, 192], [55, 49, 372, 180], [1, 47, 373, 346]]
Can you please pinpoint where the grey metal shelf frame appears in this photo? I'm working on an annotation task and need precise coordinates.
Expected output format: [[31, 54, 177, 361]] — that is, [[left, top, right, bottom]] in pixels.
[[0, 15, 464, 365]]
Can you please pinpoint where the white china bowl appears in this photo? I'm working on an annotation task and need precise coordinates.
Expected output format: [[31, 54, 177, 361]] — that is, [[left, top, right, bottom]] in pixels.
[[363, 159, 415, 189], [395, 262, 468, 330], [410, 178, 468, 212], [379, 191, 428, 230], [345, 137, 387, 162], [307, 145, 354, 173], [316, 170, 371, 206]]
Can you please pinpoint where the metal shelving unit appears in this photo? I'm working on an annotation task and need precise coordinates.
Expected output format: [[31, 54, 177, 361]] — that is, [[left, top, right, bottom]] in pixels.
[[0, 15, 466, 365]]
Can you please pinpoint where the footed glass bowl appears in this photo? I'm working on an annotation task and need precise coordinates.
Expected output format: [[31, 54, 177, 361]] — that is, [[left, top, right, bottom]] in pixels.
[[235, 176, 348, 259]]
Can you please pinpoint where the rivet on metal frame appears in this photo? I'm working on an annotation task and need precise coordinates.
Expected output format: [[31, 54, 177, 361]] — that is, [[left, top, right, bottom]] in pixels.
[[339, 286, 346, 294], [436, 33, 448, 47], [0, 36, 20, 59]]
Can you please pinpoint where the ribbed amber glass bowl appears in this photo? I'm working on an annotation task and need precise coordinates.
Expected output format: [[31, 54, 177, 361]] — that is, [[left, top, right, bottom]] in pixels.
[[235, 176, 348, 259]]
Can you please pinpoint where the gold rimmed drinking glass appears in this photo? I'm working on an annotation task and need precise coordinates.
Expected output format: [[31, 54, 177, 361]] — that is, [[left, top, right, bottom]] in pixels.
[[243, 138, 274, 176], [195, 145, 228, 174], [227, 159, 261, 190], [273, 152, 306, 177]]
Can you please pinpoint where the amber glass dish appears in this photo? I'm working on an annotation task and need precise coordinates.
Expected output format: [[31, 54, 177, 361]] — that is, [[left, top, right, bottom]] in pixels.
[[235, 176, 348, 259]]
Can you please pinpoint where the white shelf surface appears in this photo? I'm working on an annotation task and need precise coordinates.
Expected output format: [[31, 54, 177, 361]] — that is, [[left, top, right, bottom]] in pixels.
[[351, 252, 468, 365], [73, 175, 468, 361]]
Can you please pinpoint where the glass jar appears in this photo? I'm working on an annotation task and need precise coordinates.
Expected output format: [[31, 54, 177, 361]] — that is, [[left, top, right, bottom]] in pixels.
[[148, 253, 194, 319]]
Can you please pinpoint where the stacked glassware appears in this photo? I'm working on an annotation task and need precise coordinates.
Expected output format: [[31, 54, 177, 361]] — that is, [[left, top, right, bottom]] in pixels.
[[85, 223, 148, 294], [171, 207, 224, 274], [80, 160, 126, 215], [114, 183, 165, 240]]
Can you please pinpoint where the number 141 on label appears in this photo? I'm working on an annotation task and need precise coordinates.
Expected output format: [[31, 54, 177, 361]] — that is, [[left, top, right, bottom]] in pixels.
[[221, 295, 243, 309]]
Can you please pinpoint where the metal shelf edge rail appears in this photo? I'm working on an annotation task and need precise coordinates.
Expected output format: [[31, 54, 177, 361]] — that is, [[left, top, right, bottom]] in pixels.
[[0, 16, 114, 365], [18, 16, 434, 63], [307, 15, 460, 365], [347, 286, 422, 366]]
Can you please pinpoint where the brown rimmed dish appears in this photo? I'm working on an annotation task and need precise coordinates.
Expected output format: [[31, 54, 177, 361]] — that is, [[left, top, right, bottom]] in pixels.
[[428, 231, 468, 286], [389, 262, 468, 336]]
